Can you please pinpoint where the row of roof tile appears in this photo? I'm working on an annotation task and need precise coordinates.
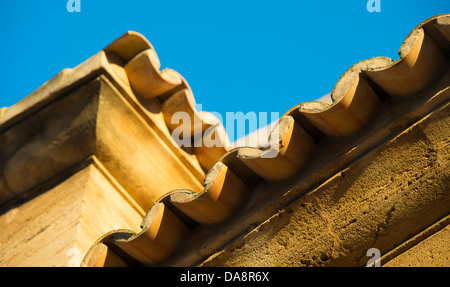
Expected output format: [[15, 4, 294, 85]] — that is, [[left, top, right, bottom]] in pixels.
[[81, 14, 450, 266]]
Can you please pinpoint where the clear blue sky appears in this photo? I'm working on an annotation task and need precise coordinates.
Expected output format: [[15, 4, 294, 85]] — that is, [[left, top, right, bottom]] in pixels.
[[1, 1, 448, 139]]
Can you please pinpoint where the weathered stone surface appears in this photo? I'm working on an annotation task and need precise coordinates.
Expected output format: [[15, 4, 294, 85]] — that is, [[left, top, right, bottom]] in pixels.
[[384, 223, 450, 267], [0, 108, 7, 118], [0, 163, 143, 267], [200, 102, 450, 267]]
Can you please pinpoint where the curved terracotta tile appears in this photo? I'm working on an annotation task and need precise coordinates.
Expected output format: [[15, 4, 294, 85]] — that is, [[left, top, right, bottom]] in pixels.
[[194, 124, 230, 171], [299, 58, 386, 138], [432, 15, 450, 55], [366, 28, 447, 97], [161, 89, 198, 133], [111, 202, 190, 265], [170, 162, 250, 225], [217, 148, 262, 188], [238, 115, 316, 181], [125, 49, 184, 98], [161, 88, 230, 171], [81, 239, 131, 267], [0, 107, 7, 118], [81, 229, 138, 267], [104, 31, 154, 63], [161, 89, 223, 136]]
